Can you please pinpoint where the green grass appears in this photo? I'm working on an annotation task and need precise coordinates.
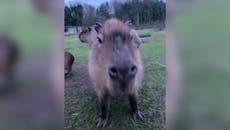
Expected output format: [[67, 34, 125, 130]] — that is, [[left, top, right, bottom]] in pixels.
[[0, 1, 54, 58], [171, 1, 230, 129], [64, 28, 165, 130], [64, 35, 89, 62]]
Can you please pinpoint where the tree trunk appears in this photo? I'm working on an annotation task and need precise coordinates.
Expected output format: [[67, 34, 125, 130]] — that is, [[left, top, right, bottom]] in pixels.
[[136, 12, 139, 26]]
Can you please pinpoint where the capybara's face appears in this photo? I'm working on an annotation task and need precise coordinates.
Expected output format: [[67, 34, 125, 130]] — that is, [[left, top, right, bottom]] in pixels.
[[78, 28, 89, 43], [79, 27, 99, 45], [106, 33, 139, 93], [94, 19, 141, 94], [83, 19, 142, 94]]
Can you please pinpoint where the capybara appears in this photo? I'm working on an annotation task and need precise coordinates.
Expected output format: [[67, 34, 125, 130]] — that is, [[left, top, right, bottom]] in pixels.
[[64, 51, 74, 78], [79, 18, 143, 128], [0, 34, 19, 88]]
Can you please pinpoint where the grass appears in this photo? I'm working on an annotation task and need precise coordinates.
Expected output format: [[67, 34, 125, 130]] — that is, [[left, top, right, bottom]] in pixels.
[[0, 1, 55, 58], [171, 2, 230, 129], [64, 28, 165, 130]]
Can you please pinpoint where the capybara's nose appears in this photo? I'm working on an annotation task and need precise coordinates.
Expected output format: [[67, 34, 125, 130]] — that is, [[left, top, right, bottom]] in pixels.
[[129, 65, 137, 77], [108, 67, 118, 79], [109, 65, 137, 79]]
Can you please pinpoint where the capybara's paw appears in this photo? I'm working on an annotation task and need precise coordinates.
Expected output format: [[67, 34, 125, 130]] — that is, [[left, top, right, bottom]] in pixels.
[[96, 117, 107, 128], [131, 110, 144, 121]]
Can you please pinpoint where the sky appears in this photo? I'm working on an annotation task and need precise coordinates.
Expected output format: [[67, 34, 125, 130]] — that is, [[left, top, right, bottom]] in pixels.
[[64, 0, 166, 7], [64, 0, 109, 7]]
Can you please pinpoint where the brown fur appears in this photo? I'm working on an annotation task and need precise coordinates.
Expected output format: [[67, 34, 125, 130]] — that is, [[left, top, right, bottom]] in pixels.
[[64, 51, 74, 77], [79, 26, 102, 47], [79, 19, 144, 127], [88, 18, 143, 97], [0, 35, 19, 87], [0, 35, 18, 76]]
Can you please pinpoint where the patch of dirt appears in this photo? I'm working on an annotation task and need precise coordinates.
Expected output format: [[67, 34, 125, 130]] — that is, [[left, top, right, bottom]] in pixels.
[[65, 61, 93, 91]]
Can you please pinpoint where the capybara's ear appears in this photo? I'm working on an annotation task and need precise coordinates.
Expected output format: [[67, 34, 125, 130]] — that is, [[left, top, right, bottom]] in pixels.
[[95, 22, 102, 33], [130, 29, 141, 48], [125, 20, 132, 26], [97, 33, 103, 44]]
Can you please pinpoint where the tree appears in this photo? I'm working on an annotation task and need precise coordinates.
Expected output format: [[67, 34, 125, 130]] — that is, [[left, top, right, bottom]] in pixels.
[[83, 4, 96, 26], [111, 0, 166, 27], [112, 0, 123, 20], [64, 0, 166, 28], [96, 2, 111, 22], [70, 4, 83, 26], [64, 4, 83, 26], [64, 6, 72, 26]]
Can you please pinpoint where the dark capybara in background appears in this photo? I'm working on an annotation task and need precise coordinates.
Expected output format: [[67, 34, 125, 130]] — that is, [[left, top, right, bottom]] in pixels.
[[0, 34, 19, 89], [64, 51, 74, 78]]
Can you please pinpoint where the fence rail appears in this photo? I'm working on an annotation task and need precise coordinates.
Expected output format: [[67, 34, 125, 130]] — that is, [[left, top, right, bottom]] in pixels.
[[64, 26, 82, 36]]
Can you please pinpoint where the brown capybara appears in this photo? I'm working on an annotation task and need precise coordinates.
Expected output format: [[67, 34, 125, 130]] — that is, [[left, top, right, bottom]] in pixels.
[[64, 51, 74, 78], [78, 23, 103, 46], [79, 18, 143, 128], [0, 34, 19, 88]]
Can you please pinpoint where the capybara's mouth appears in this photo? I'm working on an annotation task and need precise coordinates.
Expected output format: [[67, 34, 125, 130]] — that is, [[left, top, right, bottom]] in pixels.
[[120, 86, 126, 92]]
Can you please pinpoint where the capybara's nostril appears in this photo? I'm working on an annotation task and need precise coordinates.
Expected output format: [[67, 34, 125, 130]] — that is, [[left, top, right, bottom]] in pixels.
[[129, 65, 137, 76], [109, 67, 118, 78]]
